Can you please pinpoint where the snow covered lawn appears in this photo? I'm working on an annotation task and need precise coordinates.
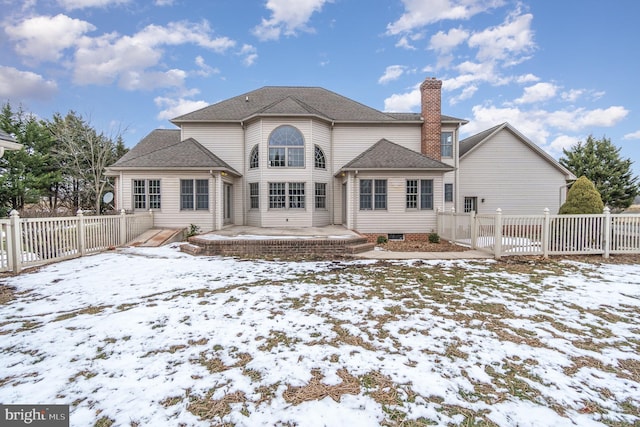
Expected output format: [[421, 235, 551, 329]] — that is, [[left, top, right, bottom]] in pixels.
[[1, 245, 639, 426]]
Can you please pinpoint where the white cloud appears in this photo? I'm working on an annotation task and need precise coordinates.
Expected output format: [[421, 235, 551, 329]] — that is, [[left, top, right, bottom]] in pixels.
[[449, 85, 478, 104], [238, 44, 258, 66], [623, 130, 640, 140], [194, 56, 220, 77], [465, 103, 629, 155], [378, 65, 406, 84], [5, 14, 95, 63], [429, 27, 469, 53], [395, 36, 416, 50], [549, 135, 580, 154], [561, 89, 584, 103], [119, 69, 187, 91], [516, 74, 539, 84], [387, 0, 505, 35], [253, 0, 331, 41], [57, 0, 129, 10], [154, 96, 209, 120], [0, 66, 57, 100], [515, 82, 558, 104], [467, 11, 535, 65], [383, 84, 421, 112], [154, 0, 175, 5], [73, 21, 235, 87]]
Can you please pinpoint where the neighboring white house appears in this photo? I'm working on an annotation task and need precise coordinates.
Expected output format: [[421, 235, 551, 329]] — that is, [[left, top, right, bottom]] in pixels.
[[107, 77, 574, 238], [458, 123, 575, 215], [0, 129, 23, 158]]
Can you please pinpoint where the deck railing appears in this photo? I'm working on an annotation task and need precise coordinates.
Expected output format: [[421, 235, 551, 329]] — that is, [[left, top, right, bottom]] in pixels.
[[438, 207, 640, 259], [0, 209, 154, 273]]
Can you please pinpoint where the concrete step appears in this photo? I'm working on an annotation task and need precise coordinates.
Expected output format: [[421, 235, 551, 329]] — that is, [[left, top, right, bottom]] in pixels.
[[346, 242, 376, 254]]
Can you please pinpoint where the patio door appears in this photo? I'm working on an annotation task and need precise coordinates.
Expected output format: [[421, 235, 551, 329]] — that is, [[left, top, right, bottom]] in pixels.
[[223, 183, 233, 224]]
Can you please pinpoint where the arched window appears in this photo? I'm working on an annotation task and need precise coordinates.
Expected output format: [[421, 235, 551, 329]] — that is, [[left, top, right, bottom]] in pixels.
[[249, 145, 259, 169], [314, 145, 326, 169], [268, 125, 304, 167]]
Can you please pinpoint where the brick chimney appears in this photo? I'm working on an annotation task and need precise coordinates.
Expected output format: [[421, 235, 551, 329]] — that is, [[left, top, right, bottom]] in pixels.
[[420, 77, 442, 160]]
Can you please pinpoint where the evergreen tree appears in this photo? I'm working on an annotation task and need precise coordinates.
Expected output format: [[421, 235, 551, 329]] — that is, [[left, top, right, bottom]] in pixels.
[[0, 103, 60, 215], [560, 135, 639, 211], [559, 175, 604, 214]]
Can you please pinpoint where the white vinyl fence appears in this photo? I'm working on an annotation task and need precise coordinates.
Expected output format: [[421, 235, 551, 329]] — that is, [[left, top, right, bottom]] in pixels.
[[438, 207, 640, 259], [0, 209, 154, 273]]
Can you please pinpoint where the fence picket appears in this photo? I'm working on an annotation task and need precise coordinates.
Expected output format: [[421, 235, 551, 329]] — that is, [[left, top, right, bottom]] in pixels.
[[0, 211, 155, 273], [438, 208, 640, 258]]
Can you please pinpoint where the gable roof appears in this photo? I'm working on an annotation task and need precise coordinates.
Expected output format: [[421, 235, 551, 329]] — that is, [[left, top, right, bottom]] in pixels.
[[172, 86, 466, 125], [339, 139, 454, 174], [110, 130, 240, 176], [459, 122, 575, 179]]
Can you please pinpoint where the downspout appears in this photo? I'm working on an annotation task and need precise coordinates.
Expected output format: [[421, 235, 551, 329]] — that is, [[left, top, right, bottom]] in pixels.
[[330, 121, 335, 224], [241, 121, 246, 225]]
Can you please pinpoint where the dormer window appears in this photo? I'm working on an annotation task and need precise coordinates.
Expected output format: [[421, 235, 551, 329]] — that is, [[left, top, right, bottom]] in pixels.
[[268, 125, 304, 167]]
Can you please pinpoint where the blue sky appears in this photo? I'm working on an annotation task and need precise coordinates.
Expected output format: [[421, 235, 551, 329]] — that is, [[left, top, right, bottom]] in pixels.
[[1, 0, 639, 176]]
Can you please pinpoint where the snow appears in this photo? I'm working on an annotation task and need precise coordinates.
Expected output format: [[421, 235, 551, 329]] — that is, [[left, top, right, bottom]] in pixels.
[[1, 245, 639, 426]]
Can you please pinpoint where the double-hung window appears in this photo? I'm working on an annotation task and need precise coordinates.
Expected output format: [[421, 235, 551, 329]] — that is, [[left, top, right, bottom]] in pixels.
[[359, 179, 387, 210], [444, 183, 453, 203], [180, 179, 209, 210], [133, 179, 161, 210], [441, 132, 453, 158], [315, 183, 327, 209], [249, 183, 259, 209], [269, 182, 305, 209], [406, 179, 433, 210], [268, 125, 304, 167]]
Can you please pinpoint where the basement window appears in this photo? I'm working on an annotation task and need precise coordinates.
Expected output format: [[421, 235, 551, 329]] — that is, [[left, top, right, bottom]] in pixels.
[[387, 233, 405, 241]]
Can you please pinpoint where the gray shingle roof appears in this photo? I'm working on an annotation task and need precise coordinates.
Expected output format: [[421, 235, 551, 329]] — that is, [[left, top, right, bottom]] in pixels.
[[173, 87, 402, 123], [110, 131, 240, 175], [340, 139, 454, 172], [172, 86, 466, 124], [459, 123, 503, 156]]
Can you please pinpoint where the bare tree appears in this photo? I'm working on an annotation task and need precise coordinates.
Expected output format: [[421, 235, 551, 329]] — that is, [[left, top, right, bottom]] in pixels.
[[50, 112, 121, 214]]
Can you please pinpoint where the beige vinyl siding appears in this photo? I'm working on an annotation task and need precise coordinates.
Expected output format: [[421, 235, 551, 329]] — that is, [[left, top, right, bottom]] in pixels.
[[182, 123, 244, 172], [353, 171, 442, 234], [332, 124, 421, 169], [312, 121, 332, 226], [459, 129, 567, 214], [118, 171, 216, 231]]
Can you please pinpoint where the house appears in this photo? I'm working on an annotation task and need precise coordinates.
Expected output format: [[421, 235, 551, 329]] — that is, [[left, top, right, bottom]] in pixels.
[[107, 77, 573, 239], [0, 129, 23, 158], [458, 123, 575, 214]]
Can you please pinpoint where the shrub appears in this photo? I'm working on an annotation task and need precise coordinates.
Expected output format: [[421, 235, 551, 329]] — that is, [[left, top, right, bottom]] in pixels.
[[559, 176, 605, 214], [186, 224, 201, 238], [428, 232, 440, 243], [376, 235, 388, 244]]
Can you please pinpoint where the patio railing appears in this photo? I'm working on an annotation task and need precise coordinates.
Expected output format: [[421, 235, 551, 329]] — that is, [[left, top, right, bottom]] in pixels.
[[0, 210, 154, 273], [438, 207, 640, 259]]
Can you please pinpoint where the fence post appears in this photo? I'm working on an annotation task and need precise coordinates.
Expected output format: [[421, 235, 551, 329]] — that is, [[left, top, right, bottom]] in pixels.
[[542, 208, 550, 258], [9, 210, 22, 274], [494, 208, 502, 260], [451, 207, 456, 242], [119, 209, 127, 246], [77, 210, 86, 256], [603, 206, 611, 259], [470, 210, 477, 249]]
